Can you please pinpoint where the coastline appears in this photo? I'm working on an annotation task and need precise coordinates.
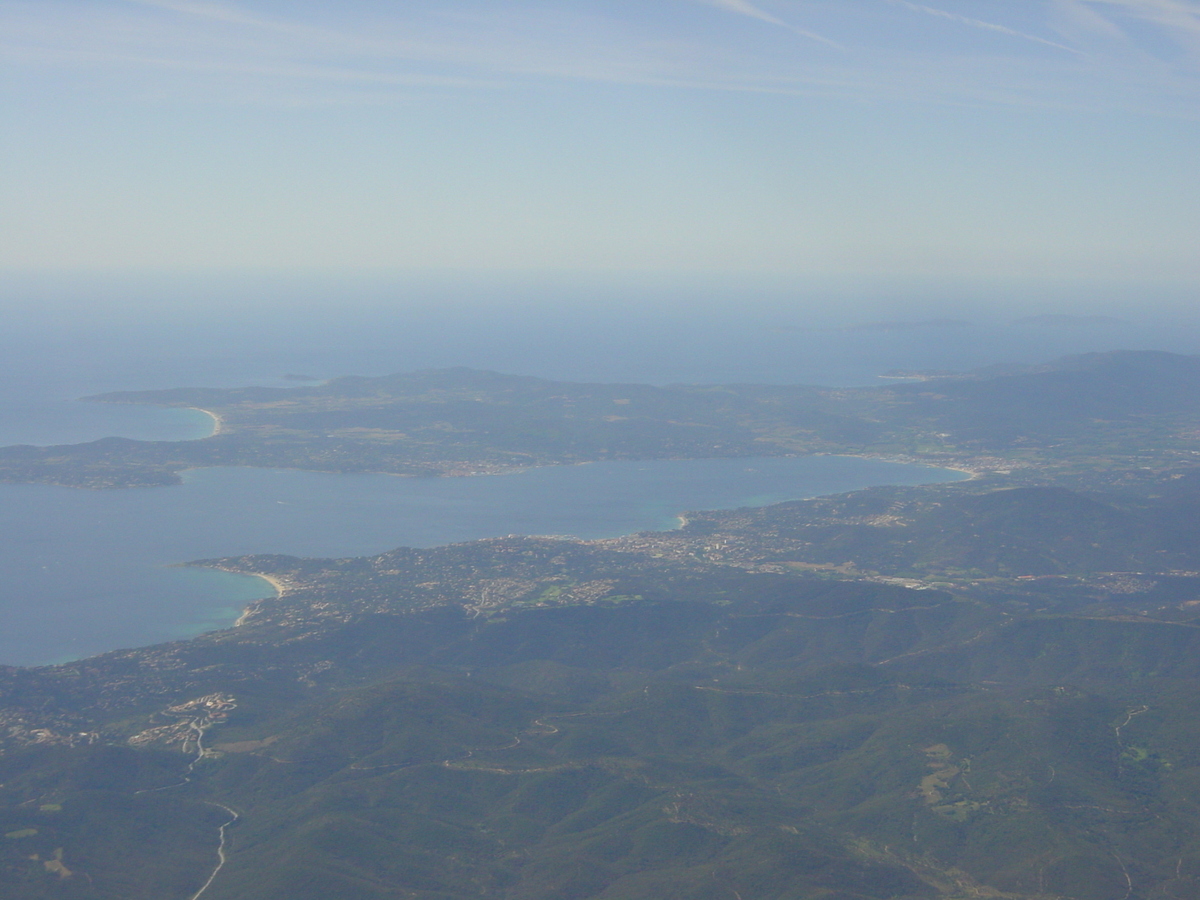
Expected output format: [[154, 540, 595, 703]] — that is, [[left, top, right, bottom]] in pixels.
[[250, 572, 289, 596], [811, 451, 996, 481], [190, 407, 225, 437], [231, 573, 289, 627]]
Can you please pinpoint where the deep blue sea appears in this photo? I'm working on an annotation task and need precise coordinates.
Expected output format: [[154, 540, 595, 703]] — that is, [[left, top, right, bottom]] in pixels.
[[1, 270, 1197, 666]]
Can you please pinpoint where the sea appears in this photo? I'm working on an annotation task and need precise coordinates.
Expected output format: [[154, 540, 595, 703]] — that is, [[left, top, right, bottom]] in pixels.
[[1, 270, 1198, 667]]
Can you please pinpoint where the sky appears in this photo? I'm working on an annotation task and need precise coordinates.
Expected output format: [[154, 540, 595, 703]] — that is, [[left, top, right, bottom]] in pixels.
[[3, 1, 1200, 285]]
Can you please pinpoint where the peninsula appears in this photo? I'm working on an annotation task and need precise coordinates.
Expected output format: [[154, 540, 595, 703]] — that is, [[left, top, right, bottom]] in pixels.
[[0, 351, 1198, 491]]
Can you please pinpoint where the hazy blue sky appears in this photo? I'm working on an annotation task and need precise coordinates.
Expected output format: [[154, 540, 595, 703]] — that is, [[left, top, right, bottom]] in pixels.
[[3, 1, 1200, 284]]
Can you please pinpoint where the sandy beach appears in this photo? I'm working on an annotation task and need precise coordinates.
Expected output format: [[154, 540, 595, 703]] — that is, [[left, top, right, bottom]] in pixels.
[[251, 572, 289, 595], [232, 573, 290, 627], [190, 407, 225, 437]]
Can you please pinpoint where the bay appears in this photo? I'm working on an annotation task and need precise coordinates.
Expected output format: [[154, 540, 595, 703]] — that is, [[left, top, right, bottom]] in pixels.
[[0, 456, 965, 667], [1, 270, 1196, 668]]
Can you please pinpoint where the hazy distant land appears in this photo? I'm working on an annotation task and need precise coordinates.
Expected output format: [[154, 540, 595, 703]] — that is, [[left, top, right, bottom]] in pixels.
[[1, 351, 1198, 491]]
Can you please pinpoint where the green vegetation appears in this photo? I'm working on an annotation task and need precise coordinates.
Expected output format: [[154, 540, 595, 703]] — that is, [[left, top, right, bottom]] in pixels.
[[4, 351, 1200, 896], [6, 533, 1200, 898]]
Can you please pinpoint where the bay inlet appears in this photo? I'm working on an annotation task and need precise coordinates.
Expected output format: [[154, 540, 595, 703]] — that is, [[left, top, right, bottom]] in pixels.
[[0, 456, 966, 667]]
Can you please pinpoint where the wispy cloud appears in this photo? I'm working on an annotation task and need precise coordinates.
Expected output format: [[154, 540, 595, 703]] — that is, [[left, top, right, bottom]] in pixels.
[[693, 0, 844, 49], [4, 0, 845, 96], [3, 0, 1200, 114], [1084, 0, 1200, 41], [121, 0, 273, 27], [1049, 0, 1128, 40], [886, 0, 1082, 53]]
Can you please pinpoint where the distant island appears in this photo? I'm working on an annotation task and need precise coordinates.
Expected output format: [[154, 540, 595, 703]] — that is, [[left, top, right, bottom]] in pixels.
[[839, 317, 972, 332], [1012, 313, 1126, 327], [877, 368, 961, 380]]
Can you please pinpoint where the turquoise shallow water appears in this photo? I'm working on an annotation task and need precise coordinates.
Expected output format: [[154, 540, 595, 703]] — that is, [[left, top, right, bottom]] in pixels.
[[0, 457, 965, 667]]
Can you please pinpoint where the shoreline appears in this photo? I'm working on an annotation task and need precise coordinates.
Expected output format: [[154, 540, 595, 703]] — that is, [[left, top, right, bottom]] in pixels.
[[189, 407, 224, 437], [229, 572, 289, 627], [249, 572, 289, 596], [812, 451, 993, 481]]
